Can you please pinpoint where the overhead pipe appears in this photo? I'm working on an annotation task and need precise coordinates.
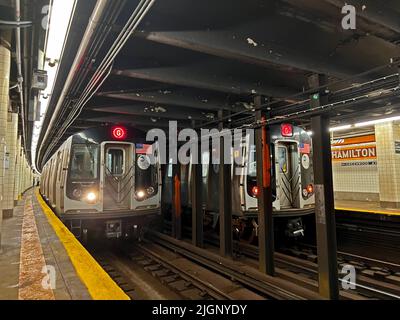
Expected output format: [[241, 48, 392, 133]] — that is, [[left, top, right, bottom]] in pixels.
[[38, 0, 109, 168], [42, 0, 156, 164], [59, 0, 155, 131], [0, 19, 32, 29], [15, 0, 27, 155]]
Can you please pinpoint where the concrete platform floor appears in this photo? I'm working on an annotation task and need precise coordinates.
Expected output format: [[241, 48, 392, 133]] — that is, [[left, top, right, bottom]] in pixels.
[[0, 189, 91, 300]]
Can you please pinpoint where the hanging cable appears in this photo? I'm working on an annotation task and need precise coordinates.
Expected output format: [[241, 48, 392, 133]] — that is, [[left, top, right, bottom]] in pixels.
[[41, 0, 156, 165]]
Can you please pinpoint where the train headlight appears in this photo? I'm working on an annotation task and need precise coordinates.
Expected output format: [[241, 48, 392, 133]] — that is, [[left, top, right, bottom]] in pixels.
[[136, 190, 145, 199], [86, 192, 97, 202]]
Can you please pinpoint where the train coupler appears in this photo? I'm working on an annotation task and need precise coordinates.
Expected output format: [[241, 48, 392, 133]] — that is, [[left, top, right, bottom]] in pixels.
[[105, 220, 122, 238], [285, 218, 305, 238]]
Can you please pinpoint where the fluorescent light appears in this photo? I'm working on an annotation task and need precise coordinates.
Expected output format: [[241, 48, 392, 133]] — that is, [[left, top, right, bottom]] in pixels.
[[31, 0, 75, 172], [45, 1, 75, 60], [328, 115, 400, 134], [354, 116, 400, 128], [329, 125, 352, 132]]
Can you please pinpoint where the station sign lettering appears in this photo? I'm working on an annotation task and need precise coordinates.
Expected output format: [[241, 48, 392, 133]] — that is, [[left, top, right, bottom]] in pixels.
[[332, 146, 376, 161], [395, 141, 400, 154], [331, 134, 377, 163]]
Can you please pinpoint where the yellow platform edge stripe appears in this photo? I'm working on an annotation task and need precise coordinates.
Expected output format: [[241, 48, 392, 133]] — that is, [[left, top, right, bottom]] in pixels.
[[34, 188, 130, 300], [335, 206, 400, 216]]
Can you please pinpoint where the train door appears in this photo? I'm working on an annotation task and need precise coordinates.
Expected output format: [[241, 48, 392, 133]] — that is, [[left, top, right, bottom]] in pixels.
[[102, 143, 134, 211], [276, 142, 300, 209], [59, 141, 71, 212], [54, 150, 63, 210], [48, 159, 55, 204]]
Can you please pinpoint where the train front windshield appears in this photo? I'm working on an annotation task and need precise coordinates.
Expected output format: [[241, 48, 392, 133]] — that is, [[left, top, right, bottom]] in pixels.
[[247, 144, 276, 198], [69, 144, 99, 180], [66, 143, 100, 202]]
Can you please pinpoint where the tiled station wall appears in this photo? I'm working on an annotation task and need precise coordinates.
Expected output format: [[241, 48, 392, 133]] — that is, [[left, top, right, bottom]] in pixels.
[[332, 122, 400, 205]]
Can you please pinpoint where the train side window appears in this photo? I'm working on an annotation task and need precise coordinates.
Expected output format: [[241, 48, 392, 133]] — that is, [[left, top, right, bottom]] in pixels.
[[278, 147, 288, 173], [247, 144, 276, 177], [56, 151, 62, 182], [106, 148, 124, 175], [248, 145, 256, 177]]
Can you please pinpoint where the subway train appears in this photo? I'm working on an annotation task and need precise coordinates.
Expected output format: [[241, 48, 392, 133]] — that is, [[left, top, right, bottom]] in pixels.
[[40, 126, 161, 240], [162, 123, 315, 239]]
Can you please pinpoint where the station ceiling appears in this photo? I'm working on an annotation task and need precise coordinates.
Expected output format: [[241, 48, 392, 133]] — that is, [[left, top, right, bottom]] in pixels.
[[36, 0, 400, 168]]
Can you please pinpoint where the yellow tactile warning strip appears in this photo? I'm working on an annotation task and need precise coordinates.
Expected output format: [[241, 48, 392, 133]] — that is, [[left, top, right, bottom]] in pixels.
[[34, 188, 130, 300], [335, 207, 400, 216], [19, 195, 55, 300]]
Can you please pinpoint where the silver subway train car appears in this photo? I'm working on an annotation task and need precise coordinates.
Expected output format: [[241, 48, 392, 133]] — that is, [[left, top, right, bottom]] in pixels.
[[40, 126, 161, 240], [163, 123, 315, 238]]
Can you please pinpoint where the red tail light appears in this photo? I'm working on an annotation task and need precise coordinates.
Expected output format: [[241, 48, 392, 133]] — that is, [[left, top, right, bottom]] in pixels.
[[252, 186, 260, 197]]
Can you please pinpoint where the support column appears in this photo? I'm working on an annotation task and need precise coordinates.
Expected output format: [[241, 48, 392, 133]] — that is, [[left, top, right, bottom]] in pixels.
[[14, 136, 21, 205], [375, 121, 400, 208], [0, 35, 11, 247], [254, 96, 275, 275], [191, 121, 203, 247], [17, 142, 24, 197], [171, 162, 182, 240], [309, 74, 339, 299], [22, 154, 27, 193], [218, 110, 232, 257], [3, 112, 18, 218]]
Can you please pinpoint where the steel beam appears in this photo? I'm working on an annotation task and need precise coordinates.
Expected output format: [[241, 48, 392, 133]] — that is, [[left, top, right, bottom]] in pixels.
[[309, 74, 339, 300], [113, 67, 296, 97], [98, 90, 233, 112], [254, 96, 275, 275], [191, 121, 203, 247], [323, 0, 400, 34], [218, 110, 232, 257], [139, 19, 399, 80], [84, 115, 191, 128], [138, 28, 355, 79], [90, 104, 211, 121]]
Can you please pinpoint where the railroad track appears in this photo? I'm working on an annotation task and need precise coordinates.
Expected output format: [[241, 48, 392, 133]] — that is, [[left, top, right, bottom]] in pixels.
[[146, 231, 323, 300], [162, 221, 400, 299], [90, 241, 266, 300], [127, 242, 262, 300], [337, 222, 400, 247], [93, 251, 140, 299], [92, 227, 400, 300], [235, 241, 400, 300]]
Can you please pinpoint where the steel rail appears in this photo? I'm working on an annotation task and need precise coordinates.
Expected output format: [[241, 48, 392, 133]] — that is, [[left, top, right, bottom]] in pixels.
[[135, 243, 237, 300], [147, 230, 323, 300]]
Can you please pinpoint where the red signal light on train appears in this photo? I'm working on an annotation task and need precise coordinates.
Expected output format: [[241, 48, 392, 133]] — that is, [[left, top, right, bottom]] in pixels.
[[281, 123, 293, 137], [112, 126, 127, 140], [252, 186, 260, 197]]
